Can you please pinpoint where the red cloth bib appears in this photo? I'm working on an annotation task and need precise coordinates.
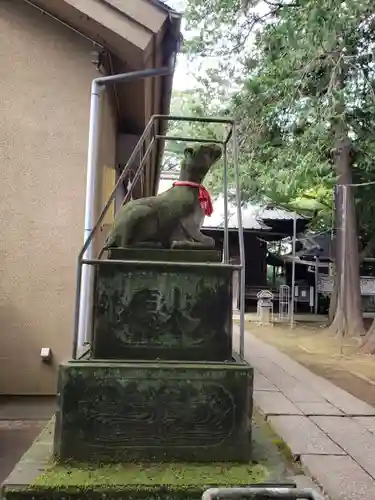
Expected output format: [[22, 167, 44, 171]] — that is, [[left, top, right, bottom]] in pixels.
[[172, 181, 214, 217]]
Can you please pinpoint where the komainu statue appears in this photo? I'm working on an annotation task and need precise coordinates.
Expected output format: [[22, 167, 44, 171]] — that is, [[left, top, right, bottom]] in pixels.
[[104, 144, 222, 250]]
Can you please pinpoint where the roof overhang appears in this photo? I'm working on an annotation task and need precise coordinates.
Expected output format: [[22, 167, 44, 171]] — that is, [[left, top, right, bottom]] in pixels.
[[27, 0, 179, 65], [24, 0, 182, 195]]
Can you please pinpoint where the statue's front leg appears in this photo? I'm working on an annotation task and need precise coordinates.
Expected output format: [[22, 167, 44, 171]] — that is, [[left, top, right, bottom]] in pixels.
[[171, 216, 215, 249], [171, 239, 215, 250]]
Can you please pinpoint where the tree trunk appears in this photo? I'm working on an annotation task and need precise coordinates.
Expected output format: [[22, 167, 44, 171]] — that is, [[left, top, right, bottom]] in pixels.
[[329, 134, 364, 338], [344, 186, 363, 336], [361, 321, 375, 353], [330, 294, 345, 335], [330, 233, 375, 340], [328, 214, 375, 328]]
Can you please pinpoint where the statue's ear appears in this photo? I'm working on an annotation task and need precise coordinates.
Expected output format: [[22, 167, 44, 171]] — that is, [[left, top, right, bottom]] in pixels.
[[184, 147, 194, 158]]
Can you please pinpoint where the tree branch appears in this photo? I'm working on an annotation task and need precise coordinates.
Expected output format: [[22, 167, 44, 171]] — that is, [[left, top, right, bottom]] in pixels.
[[231, 11, 275, 53], [263, 0, 299, 7], [298, 193, 332, 209]]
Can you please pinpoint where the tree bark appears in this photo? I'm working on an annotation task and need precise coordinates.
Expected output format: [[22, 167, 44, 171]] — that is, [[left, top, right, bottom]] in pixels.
[[327, 64, 364, 337], [329, 134, 364, 338], [329, 233, 375, 336], [361, 321, 375, 353]]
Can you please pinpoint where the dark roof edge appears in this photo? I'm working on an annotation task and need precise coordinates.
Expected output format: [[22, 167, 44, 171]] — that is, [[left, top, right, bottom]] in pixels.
[[150, 0, 182, 16], [152, 9, 182, 195]]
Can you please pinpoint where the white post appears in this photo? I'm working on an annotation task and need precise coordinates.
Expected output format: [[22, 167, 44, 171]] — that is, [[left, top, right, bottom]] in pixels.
[[290, 213, 297, 327], [314, 257, 319, 315], [78, 82, 102, 349]]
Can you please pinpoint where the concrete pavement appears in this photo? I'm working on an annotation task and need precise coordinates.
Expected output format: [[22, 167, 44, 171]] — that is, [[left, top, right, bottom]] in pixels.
[[0, 396, 55, 484], [234, 326, 375, 500]]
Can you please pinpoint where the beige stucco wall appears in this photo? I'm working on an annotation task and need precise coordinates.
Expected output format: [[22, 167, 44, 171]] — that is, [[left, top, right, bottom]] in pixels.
[[0, 1, 117, 394], [94, 90, 118, 252]]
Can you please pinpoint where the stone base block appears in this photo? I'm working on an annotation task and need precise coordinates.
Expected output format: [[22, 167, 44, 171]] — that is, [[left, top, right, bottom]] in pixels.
[[53, 358, 253, 463], [92, 249, 234, 361], [2, 417, 300, 500], [107, 248, 222, 262]]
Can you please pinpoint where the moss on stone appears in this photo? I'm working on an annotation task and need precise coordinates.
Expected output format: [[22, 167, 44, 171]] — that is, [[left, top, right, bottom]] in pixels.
[[33, 461, 267, 490], [270, 438, 294, 462], [253, 409, 295, 464]]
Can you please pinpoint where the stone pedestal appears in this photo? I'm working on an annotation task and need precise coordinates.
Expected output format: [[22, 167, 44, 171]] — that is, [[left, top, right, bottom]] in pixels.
[[49, 248, 253, 464], [50, 248, 254, 464], [91, 249, 233, 361], [1, 247, 254, 477], [54, 358, 253, 463]]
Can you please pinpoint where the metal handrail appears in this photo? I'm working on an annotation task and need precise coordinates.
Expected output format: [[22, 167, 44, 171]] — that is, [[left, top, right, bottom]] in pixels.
[[156, 135, 225, 145], [73, 114, 246, 361], [72, 124, 156, 358], [78, 121, 156, 264], [82, 259, 242, 269]]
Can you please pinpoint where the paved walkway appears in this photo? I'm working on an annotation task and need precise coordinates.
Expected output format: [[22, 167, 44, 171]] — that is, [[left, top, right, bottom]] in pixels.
[[0, 397, 55, 483], [234, 326, 375, 500]]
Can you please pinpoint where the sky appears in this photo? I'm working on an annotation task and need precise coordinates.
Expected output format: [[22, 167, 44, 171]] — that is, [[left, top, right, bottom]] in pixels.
[[173, 54, 198, 91], [163, 0, 269, 91], [163, 0, 205, 91]]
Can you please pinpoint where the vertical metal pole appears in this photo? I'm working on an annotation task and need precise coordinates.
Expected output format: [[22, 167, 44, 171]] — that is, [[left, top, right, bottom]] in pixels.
[[331, 185, 336, 249], [340, 184, 347, 351], [314, 257, 319, 315], [233, 123, 246, 358], [77, 81, 102, 352], [72, 260, 83, 359], [290, 213, 297, 327], [223, 143, 229, 264]]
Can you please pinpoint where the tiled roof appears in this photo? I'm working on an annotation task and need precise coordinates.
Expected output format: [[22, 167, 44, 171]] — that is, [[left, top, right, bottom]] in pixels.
[[261, 206, 303, 220], [203, 196, 304, 231]]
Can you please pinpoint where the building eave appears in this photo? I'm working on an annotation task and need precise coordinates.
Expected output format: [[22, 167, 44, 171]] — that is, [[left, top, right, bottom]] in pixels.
[[25, 0, 178, 57], [22, 0, 182, 197]]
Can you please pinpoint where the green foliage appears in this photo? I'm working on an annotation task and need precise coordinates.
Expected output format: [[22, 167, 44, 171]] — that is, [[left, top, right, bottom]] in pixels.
[[162, 90, 230, 193], [180, 0, 375, 240]]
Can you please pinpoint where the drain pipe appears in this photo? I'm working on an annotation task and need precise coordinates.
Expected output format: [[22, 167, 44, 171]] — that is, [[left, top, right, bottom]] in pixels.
[[77, 67, 172, 350]]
